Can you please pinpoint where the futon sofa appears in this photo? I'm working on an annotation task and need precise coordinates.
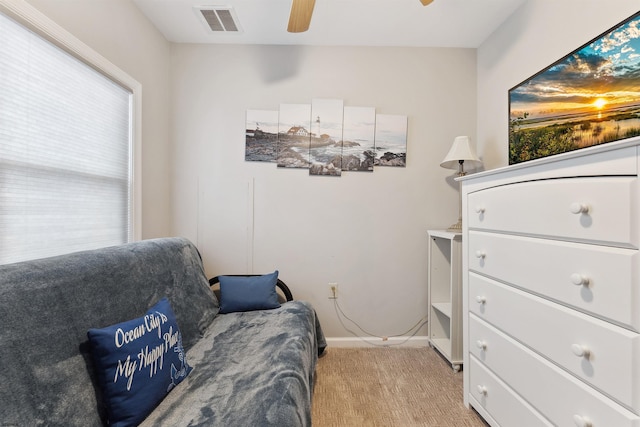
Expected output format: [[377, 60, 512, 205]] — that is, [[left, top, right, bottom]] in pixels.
[[0, 237, 326, 426]]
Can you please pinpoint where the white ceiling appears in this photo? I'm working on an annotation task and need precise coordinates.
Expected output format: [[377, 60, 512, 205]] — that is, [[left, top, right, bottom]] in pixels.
[[133, 0, 526, 48]]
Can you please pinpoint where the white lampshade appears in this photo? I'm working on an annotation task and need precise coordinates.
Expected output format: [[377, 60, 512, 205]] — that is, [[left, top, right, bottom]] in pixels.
[[440, 136, 482, 170]]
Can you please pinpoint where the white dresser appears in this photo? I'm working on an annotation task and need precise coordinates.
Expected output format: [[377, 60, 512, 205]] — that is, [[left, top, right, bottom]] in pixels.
[[460, 137, 640, 427]]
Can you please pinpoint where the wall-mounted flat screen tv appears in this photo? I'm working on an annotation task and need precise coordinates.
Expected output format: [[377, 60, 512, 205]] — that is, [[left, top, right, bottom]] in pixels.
[[509, 11, 640, 164]]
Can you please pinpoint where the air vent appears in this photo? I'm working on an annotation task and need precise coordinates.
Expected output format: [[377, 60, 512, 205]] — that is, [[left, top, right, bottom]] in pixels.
[[195, 6, 242, 33]]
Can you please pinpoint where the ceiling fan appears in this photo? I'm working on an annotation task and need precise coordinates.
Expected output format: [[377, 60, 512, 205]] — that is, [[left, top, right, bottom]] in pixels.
[[287, 0, 434, 33]]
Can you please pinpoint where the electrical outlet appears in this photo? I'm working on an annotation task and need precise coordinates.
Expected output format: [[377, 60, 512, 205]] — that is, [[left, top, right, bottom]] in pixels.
[[328, 283, 338, 299]]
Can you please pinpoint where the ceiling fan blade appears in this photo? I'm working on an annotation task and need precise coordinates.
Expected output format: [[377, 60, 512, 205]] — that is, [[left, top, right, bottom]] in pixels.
[[287, 0, 316, 33], [420, 0, 434, 5]]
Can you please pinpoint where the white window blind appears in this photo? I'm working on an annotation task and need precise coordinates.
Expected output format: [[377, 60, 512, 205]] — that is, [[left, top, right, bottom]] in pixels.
[[0, 11, 133, 264]]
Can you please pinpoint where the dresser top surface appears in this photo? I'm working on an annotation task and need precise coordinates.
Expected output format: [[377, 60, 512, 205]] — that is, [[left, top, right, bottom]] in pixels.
[[460, 136, 640, 184]]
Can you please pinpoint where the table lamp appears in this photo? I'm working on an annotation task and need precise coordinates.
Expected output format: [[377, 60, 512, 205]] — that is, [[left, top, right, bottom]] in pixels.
[[440, 136, 482, 232]]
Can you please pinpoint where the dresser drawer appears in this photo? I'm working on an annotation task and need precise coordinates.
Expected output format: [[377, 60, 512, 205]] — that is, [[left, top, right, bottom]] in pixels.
[[467, 177, 638, 248], [469, 315, 640, 426], [468, 230, 640, 331], [469, 273, 640, 411], [469, 355, 552, 427]]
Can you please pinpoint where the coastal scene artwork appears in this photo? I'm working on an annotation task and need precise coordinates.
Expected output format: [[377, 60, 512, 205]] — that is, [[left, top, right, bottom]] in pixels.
[[244, 99, 409, 177], [509, 11, 640, 164], [277, 103, 311, 168], [309, 98, 344, 176], [374, 114, 408, 167], [245, 109, 278, 162], [342, 106, 376, 172]]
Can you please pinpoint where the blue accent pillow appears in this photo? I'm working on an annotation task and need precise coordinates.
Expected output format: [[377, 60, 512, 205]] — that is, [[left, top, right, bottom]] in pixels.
[[87, 298, 191, 427], [219, 270, 281, 313]]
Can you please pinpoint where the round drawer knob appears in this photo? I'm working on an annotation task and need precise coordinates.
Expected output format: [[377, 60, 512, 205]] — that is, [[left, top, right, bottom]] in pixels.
[[475, 206, 485, 214], [475, 250, 486, 259], [573, 414, 593, 427], [570, 273, 590, 286], [476, 340, 487, 350], [475, 295, 487, 305], [570, 202, 590, 214], [571, 344, 591, 358], [476, 385, 488, 396]]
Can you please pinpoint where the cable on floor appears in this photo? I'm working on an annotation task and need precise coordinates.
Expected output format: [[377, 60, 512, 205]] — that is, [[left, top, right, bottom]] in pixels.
[[333, 297, 428, 347]]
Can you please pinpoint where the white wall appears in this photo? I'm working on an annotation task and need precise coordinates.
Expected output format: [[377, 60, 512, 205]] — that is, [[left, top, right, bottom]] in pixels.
[[477, 0, 640, 170], [26, 0, 173, 239], [170, 44, 477, 339]]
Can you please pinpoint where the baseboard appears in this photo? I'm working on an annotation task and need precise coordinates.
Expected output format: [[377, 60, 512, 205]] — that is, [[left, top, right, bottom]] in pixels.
[[325, 336, 429, 348]]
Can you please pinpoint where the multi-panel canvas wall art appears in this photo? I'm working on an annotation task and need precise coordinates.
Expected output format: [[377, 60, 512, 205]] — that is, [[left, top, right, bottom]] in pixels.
[[245, 98, 408, 176], [509, 11, 640, 164], [245, 110, 278, 162]]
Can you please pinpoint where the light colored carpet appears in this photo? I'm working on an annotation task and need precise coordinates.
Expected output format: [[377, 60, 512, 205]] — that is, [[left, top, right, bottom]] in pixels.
[[311, 347, 488, 427]]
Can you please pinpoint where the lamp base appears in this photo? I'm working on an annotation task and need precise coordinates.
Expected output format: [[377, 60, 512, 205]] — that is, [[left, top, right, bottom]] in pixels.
[[447, 219, 462, 233], [446, 166, 466, 234]]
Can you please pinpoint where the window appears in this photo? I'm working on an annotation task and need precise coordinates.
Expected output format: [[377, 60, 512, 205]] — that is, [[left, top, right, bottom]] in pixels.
[[0, 5, 141, 264]]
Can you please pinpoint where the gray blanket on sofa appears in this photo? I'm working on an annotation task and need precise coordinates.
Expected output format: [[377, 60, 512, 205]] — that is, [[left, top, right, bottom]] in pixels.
[[142, 301, 325, 426], [0, 237, 325, 427]]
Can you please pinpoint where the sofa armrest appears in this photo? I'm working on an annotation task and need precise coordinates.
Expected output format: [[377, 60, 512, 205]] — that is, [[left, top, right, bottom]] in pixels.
[[208, 275, 294, 303]]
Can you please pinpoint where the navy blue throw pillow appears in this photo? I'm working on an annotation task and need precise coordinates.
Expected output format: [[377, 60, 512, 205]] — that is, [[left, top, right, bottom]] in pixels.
[[87, 298, 191, 427], [218, 270, 281, 313]]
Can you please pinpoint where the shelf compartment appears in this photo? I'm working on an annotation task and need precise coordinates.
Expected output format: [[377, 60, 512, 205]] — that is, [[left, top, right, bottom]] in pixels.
[[432, 302, 452, 318]]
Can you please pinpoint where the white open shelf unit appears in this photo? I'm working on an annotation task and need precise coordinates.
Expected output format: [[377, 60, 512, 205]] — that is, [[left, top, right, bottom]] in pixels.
[[427, 230, 463, 372]]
